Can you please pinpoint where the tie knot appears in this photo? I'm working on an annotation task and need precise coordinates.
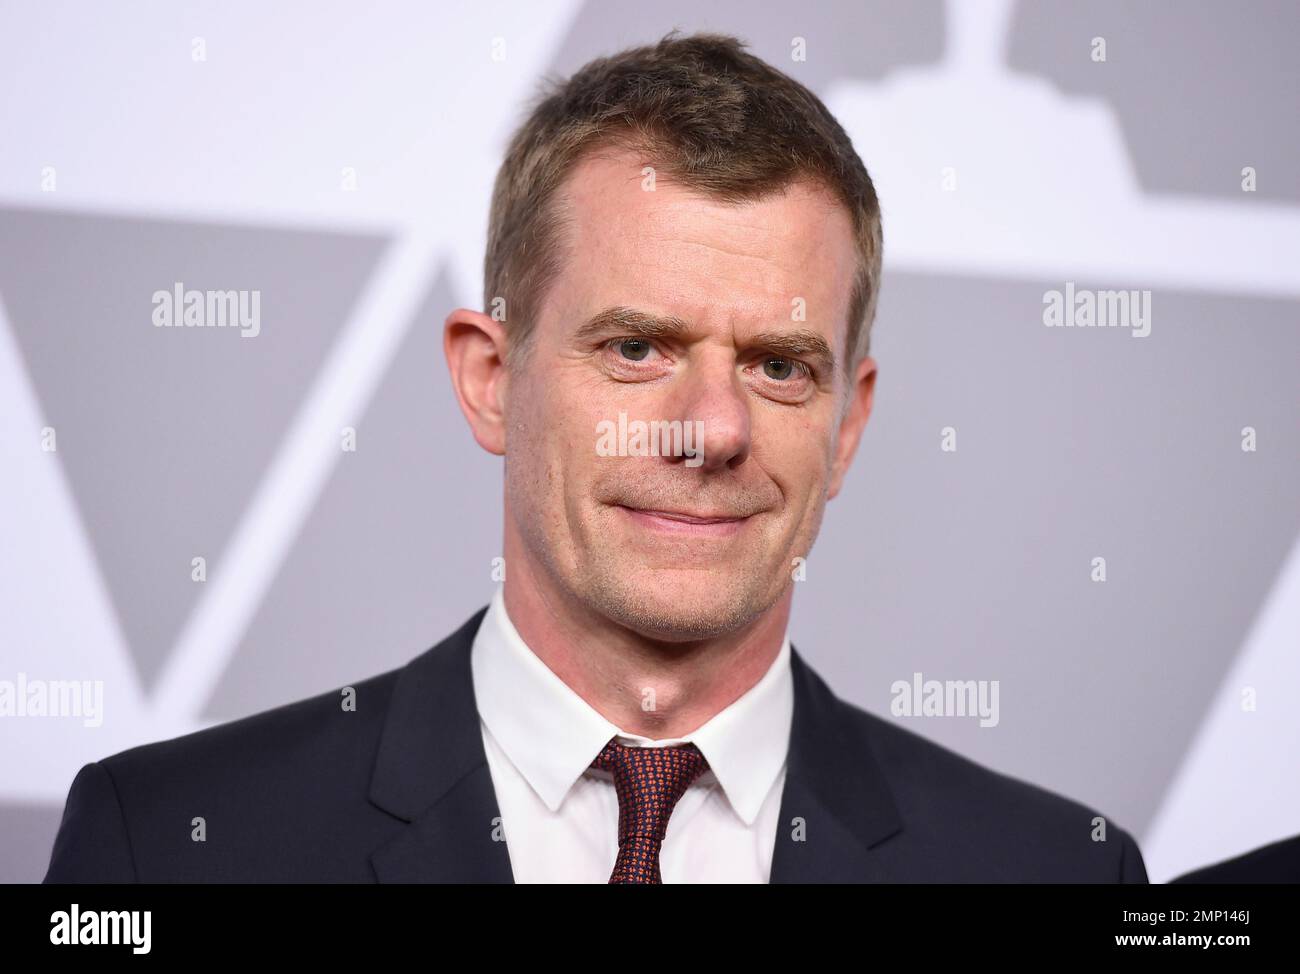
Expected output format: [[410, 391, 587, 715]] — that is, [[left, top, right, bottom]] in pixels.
[[589, 739, 709, 883]]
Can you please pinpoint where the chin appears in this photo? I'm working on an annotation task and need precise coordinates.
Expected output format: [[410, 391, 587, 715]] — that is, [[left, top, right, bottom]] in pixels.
[[581, 568, 776, 643]]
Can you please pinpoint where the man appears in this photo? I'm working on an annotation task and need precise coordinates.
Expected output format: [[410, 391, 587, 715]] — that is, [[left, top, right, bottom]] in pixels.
[[44, 31, 1147, 884], [1171, 835, 1300, 884]]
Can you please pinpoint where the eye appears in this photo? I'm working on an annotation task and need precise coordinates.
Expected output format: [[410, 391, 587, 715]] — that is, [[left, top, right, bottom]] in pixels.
[[762, 356, 801, 381], [613, 338, 653, 362]]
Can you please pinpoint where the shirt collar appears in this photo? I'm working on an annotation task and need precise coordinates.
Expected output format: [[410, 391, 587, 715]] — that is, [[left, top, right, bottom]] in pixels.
[[470, 586, 793, 826]]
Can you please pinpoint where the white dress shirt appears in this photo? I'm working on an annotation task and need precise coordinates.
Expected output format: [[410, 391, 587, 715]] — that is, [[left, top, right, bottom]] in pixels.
[[470, 586, 794, 883]]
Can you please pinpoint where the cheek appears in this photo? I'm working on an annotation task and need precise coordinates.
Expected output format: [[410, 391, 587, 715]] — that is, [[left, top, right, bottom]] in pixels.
[[533, 398, 605, 511], [506, 384, 563, 502], [505, 370, 609, 556], [510, 370, 585, 457], [758, 414, 836, 491]]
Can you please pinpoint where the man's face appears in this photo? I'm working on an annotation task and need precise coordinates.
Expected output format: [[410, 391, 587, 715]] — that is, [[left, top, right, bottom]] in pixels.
[[501, 148, 874, 641]]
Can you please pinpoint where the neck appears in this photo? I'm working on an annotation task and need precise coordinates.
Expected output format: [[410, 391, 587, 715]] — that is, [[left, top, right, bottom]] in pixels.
[[501, 546, 790, 741]]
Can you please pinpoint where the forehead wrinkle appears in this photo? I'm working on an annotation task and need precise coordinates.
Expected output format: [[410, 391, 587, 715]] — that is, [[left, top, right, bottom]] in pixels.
[[554, 158, 855, 366]]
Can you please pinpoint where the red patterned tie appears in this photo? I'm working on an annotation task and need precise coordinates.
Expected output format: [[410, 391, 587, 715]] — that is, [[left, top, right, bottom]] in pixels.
[[589, 738, 710, 884]]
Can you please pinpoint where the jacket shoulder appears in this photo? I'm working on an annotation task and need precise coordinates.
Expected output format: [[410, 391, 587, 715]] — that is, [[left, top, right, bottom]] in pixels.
[[104, 664, 402, 783], [44, 662, 406, 883], [828, 685, 1146, 882]]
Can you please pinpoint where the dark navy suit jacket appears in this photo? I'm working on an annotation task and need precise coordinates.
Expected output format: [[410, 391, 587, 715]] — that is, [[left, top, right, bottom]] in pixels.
[[1171, 835, 1300, 883], [44, 606, 1148, 883]]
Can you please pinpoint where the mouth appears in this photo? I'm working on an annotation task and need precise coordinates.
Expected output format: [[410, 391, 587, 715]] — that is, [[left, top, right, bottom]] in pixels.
[[614, 504, 752, 537]]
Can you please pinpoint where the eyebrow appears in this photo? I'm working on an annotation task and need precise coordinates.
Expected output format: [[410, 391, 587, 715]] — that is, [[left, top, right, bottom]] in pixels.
[[572, 306, 691, 344], [572, 305, 838, 375], [747, 329, 838, 376]]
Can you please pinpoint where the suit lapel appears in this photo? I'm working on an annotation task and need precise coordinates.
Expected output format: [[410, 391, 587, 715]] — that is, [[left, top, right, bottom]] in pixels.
[[769, 648, 905, 882], [369, 606, 514, 883]]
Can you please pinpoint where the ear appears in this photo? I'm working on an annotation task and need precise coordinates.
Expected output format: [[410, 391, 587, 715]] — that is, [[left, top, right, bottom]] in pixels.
[[826, 354, 877, 500], [443, 307, 509, 456]]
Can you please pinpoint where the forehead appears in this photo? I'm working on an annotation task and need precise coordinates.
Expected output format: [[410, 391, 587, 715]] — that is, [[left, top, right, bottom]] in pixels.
[[544, 148, 858, 338]]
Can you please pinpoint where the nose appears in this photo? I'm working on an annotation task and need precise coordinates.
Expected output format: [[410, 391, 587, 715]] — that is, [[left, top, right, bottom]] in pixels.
[[662, 351, 751, 472]]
